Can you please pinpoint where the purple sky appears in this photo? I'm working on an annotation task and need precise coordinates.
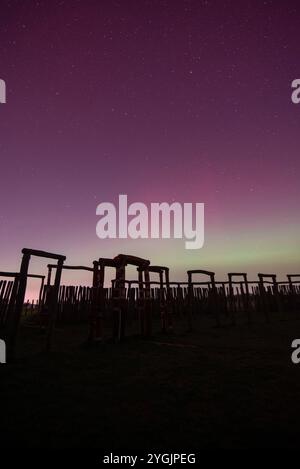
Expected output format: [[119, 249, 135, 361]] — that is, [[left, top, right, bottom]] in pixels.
[[0, 0, 299, 298]]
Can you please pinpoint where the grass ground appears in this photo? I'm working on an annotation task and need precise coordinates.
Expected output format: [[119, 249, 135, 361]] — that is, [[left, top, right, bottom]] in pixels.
[[1, 311, 300, 449]]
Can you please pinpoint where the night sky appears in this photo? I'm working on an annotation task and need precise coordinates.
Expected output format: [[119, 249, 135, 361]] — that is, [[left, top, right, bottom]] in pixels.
[[0, 0, 299, 298]]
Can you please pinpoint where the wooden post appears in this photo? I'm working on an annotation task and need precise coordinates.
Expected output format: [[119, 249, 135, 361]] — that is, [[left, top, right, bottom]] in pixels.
[[164, 268, 173, 331], [5, 252, 31, 361], [159, 270, 166, 333], [209, 272, 219, 327], [287, 275, 300, 312], [137, 268, 145, 336], [46, 265, 52, 287], [187, 272, 193, 331], [113, 262, 126, 342], [143, 269, 151, 337], [45, 259, 64, 351], [258, 274, 277, 322], [187, 270, 217, 328], [90, 261, 103, 342], [228, 273, 250, 325], [37, 276, 45, 315]]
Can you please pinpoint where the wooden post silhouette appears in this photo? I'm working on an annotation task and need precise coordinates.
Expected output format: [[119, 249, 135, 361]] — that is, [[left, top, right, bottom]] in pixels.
[[187, 270, 217, 329], [258, 273, 278, 322], [113, 255, 150, 340], [287, 275, 300, 312], [143, 266, 172, 333], [5, 249, 66, 360], [228, 273, 250, 324], [47, 263, 97, 342], [45, 258, 64, 351], [5, 251, 30, 361]]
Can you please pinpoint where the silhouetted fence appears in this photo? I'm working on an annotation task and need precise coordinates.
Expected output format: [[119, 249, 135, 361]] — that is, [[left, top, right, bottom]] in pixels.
[[2, 277, 300, 334], [27, 277, 300, 330], [1, 248, 300, 361], [0, 277, 16, 329]]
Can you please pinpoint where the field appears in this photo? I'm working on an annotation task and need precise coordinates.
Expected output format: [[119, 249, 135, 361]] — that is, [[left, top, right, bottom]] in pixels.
[[1, 313, 300, 449]]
